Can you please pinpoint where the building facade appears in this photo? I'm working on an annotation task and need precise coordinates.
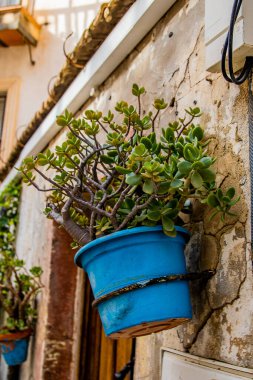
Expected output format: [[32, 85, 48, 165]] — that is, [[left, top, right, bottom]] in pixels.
[[0, 0, 252, 379]]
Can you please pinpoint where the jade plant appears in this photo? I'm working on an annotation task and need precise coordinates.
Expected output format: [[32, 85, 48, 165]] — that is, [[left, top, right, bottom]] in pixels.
[[0, 180, 43, 334], [19, 84, 239, 247]]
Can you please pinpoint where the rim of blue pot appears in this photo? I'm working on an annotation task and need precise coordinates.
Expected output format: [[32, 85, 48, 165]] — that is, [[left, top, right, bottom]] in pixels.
[[74, 225, 190, 267]]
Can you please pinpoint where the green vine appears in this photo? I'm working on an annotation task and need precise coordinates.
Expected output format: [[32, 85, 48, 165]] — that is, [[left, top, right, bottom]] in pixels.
[[0, 180, 43, 334], [0, 179, 21, 257]]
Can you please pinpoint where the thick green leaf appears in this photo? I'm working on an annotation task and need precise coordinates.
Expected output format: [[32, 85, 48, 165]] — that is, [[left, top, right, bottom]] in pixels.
[[192, 126, 204, 140], [37, 158, 48, 166], [175, 142, 184, 153], [174, 170, 184, 179], [161, 206, 178, 218], [207, 194, 220, 207], [107, 150, 118, 157], [226, 187, 236, 199], [184, 144, 200, 162], [133, 143, 146, 156], [191, 161, 205, 170], [148, 132, 156, 143], [164, 127, 175, 142], [140, 137, 152, 149], [147, 210, 161, 221], [132, 83, 140, 96], [167, 199, 178, 209], [191, 172, 203, 188], [56, 115, 68, 127], [123, 198, 136, 209], [199, 168, 215, 183], [157, 182, 170, 194], [163, 228, 177, 237], [115, 166, 131, 174], [125, 173, 142, 186], [177, 160, 192, 174], [100, 155, 115, 164], [143, 179, 155, 194], [200, 157, 213, 168], [153, 98, 168, 110], [142, 220, 157, 227], [162, 216, 174, 231], [170, 179, 183, 188]]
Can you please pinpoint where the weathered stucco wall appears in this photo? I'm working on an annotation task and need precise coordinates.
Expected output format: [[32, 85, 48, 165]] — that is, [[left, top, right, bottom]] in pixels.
[[74, 0, 251, 378], [10, 0, 252, 378]]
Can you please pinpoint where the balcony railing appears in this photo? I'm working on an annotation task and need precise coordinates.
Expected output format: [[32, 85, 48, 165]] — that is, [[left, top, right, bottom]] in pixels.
[[0, 1, 22, 6]]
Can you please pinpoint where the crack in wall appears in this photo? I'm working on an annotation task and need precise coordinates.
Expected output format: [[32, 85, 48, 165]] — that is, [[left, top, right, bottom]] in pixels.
[[184, 225, 248, 353], [174, 26, 204, 110]]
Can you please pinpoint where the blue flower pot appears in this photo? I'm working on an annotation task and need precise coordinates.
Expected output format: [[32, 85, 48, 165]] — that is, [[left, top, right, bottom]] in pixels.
[[0, 330, 31, 366], [75, 226, 192, 338]]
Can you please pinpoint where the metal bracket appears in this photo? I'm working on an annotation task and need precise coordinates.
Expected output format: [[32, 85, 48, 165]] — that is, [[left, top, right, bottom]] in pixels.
[[114, 359, 134, 379], [115, 338, 136, 380], [28, 44, 35, 65], [92, 270, 216, 308]]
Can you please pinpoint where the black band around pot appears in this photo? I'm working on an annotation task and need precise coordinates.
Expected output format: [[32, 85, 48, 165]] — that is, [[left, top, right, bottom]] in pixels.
[[92, 270, 215, 308]]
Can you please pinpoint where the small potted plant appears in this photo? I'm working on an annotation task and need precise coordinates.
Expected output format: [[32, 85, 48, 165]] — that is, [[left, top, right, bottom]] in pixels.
[[0, 254, 43, 366], [19, 84, 239, 338], [0, 180, 43, 365]]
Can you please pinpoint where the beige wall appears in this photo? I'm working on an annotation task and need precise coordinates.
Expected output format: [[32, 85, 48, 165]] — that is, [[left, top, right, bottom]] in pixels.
[[0, 0, 103, 141], [73, 0, 252, 377], [0, 1, 103, 378], [9, 0, 253, 379]]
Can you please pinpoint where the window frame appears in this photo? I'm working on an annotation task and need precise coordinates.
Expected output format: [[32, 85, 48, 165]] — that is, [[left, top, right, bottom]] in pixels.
[[0, 1, 22, 6], [0, 78, 20, 167], [0, 92, 6, 142]]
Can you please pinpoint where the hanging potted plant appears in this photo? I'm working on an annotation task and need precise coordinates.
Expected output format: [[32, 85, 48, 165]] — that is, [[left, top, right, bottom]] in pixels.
[[0, 256, 43, 366], [0, 180, 43, 365], [19, 84, 239, 338]]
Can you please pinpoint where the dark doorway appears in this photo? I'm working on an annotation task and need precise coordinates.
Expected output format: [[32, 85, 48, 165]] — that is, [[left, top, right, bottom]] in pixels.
[[79, 274, 134, 380]]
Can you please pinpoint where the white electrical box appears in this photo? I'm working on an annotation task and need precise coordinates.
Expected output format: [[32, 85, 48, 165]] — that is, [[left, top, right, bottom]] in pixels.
[[205, 0, 253, 72], [161, 349, 253, 380]]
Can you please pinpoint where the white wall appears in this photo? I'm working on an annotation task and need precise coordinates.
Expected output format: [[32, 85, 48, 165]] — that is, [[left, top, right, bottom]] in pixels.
[[0, 0, 103, 139]]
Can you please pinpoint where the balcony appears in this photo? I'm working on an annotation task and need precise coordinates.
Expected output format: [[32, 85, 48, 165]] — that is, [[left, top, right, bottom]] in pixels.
[[0, 0, 40, 47]]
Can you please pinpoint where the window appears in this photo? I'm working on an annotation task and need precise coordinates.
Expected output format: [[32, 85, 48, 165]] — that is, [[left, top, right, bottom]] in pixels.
[[0, 78, 20, 167], [0, 1, 35, 11], [0, 1, 21, 6], [0, 93, 6, 144]]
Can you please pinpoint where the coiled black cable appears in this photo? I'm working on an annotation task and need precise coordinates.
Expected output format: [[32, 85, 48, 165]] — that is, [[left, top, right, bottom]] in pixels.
[[221, 0, 253, 250], [221, 0, 253, 84]]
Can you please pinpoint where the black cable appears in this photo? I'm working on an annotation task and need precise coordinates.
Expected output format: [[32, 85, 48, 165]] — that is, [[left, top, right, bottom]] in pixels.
[[221, 0, 253, 84], [222, 1, 253, 252]]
